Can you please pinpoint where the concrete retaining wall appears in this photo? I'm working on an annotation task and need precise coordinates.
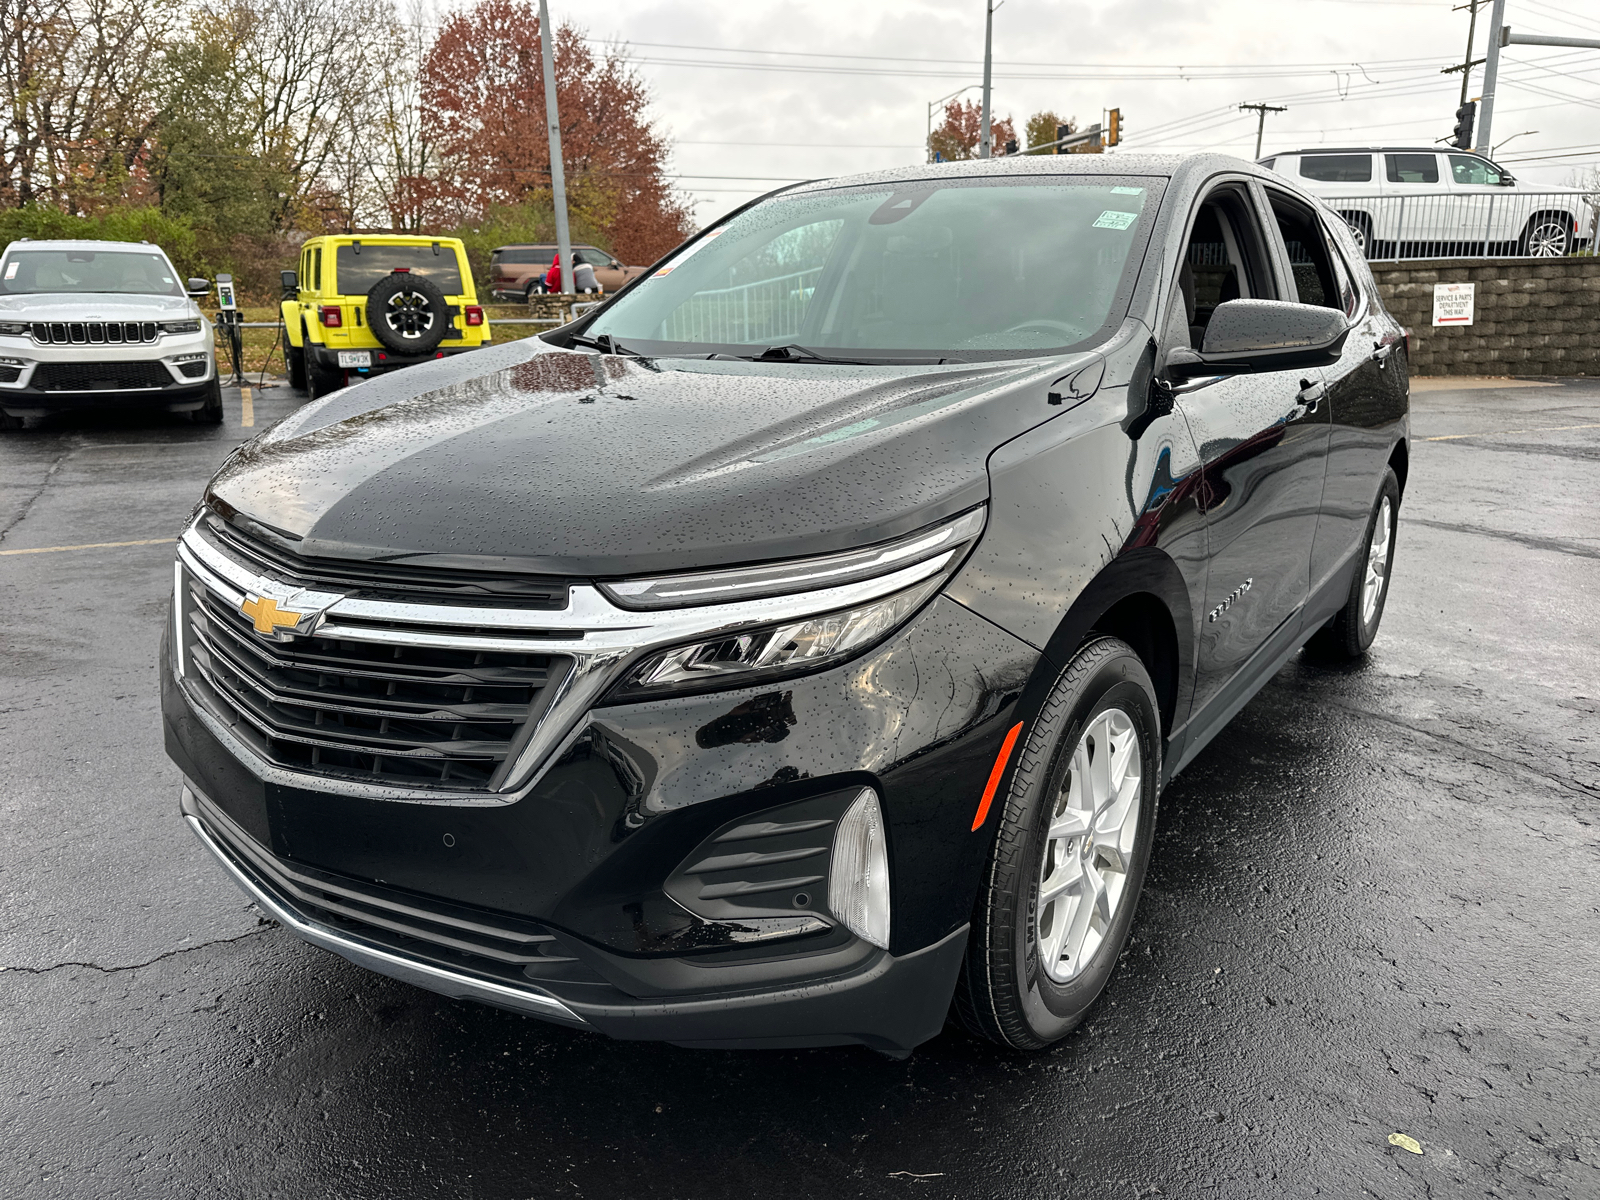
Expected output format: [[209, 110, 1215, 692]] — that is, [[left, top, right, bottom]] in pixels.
[[1368, 256, 1600, 376]]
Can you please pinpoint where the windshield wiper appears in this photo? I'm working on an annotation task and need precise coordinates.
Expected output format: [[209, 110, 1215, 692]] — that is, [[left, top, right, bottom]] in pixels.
[[567, 332, 640, 356]]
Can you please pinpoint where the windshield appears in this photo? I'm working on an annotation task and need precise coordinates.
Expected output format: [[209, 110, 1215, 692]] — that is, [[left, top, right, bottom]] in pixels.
[[334, 244, 464, 295], [587, 177, 1164, 361], [0, 249, 183, 297]]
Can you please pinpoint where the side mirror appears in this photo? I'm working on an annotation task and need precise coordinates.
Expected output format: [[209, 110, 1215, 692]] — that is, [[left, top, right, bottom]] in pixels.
[[610, 259, 622, 269], [186, 277, 210, 297], [280, 269, 298, 293], [1167, 299, 1351, 379]]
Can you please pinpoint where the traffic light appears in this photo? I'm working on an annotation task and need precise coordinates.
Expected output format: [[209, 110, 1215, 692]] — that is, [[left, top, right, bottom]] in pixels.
[[1452, 100, 1476, 151], [1056, 123, 1071, 154], [1107, 108, 1121, 147], [1004, 138, 1018, 156]]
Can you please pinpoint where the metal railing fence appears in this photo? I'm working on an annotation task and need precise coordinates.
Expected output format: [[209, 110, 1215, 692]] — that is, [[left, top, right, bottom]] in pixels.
[[1321, 190, 1600, 260], [659, 267, 822, 344]]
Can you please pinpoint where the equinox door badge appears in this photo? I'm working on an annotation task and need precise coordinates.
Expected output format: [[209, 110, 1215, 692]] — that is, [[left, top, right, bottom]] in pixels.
[[1207, 578, 1253, 623]]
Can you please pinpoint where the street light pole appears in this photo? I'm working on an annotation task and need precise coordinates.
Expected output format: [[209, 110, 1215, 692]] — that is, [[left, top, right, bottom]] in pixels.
[[538, 0, 573, 295], [927, 84, 980, 162], [1474, 0, 1507, 156], [979, 0, 996, 159]]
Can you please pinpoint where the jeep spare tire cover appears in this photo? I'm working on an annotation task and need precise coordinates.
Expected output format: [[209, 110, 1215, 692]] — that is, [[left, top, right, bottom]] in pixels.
[[366, 271, 450, 355]]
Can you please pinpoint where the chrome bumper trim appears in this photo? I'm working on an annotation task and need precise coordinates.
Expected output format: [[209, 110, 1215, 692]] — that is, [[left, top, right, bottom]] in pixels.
[[182, 796, 589, 1029]]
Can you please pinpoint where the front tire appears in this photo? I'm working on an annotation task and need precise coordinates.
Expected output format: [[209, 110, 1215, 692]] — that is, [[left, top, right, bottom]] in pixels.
[[954, 636, 1162, 1049], [190, 376, 224, 425], [1309, 467, 1400, 659]]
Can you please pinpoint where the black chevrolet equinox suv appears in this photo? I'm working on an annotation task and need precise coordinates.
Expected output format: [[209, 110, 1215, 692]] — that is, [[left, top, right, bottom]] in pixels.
[[163, 154, 1408, 1055]]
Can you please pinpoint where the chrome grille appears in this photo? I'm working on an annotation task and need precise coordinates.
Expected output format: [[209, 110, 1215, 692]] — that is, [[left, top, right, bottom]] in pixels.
[[31, 320, 159, 345], [179, 566, 568, 790]]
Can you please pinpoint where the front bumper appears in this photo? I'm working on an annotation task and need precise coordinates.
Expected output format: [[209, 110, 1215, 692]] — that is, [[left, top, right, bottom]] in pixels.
[[182, 781, 968, 1053], [0, 331, 215, 414], [162, 579, 1038, 1052]]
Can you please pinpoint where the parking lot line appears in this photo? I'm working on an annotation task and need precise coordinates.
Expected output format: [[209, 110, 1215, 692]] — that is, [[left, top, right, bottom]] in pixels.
[[0, 537, 176, 557], [1424, 422, 1600, 442], [241, 386, 253, 427]]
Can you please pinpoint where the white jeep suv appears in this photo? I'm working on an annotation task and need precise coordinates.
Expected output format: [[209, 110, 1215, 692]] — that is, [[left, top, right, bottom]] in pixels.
[[0, 239, 221, 429]]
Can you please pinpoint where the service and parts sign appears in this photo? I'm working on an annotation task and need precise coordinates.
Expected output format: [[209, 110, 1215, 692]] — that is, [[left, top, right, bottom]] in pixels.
[[1432, 282, 1475, 327]]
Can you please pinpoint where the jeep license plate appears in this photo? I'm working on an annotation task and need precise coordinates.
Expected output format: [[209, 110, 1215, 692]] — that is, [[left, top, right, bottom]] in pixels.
[[337, 351, 372, 368]]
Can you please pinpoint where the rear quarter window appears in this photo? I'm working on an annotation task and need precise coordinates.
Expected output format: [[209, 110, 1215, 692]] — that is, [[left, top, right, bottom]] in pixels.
[[1299, 154, 1373, 183]]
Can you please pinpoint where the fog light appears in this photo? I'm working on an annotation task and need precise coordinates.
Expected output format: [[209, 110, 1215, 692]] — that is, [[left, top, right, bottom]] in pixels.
[[0, 355, 23, 365], [171, 352, 207, 362], [829, 788, 890, 949]]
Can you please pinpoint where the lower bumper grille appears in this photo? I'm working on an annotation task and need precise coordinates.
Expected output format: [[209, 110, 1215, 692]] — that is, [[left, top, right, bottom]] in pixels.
[[180, 567, 568, 790], [190, 792, 607, 996], [34, 360, 173, 391]]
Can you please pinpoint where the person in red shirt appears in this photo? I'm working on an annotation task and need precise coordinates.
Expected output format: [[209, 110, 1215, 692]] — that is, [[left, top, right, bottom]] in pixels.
[[544, 253, 562, 293]]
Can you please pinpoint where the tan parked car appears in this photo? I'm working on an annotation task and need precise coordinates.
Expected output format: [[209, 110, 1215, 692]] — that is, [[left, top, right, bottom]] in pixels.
[[487, 244, 645, 301]]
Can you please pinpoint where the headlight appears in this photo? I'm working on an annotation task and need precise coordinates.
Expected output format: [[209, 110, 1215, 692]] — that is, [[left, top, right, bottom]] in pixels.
[[600, 507, 986, 701], [600, 508, 986, 610], [609, 576, 945, 701], [160, 319, 202, 334], [0, 321, 27, 336]]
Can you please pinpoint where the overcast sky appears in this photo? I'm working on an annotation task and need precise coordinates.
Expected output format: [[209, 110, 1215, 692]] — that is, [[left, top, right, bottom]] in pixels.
[[549, 0, 1600, 228]]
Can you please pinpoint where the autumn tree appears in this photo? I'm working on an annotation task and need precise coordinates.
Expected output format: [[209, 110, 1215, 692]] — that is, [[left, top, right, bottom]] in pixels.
[[416, 0, 693, 264], [927, 98, 1017, 162], [1024, 111, 1071, 155], [0, 0, 179, 211]]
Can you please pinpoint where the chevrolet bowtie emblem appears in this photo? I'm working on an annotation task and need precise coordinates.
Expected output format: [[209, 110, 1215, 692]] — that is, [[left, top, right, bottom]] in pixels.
[[240, 593, 307, 636]]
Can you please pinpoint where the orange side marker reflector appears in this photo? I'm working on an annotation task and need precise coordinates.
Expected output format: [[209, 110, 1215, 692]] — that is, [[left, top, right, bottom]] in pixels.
[[971, 721, 1025, 832]]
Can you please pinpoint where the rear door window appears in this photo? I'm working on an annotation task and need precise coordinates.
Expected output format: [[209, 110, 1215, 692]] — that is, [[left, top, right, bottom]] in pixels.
[[1385, 154, 1440, 184], [334, 244, 465, 295], [1299, 154, 1373, 183]]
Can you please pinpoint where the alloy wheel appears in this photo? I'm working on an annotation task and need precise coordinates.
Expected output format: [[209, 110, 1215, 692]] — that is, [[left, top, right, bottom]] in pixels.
[[1036, 707, 1143, 984], [1362, 495, 1393, 626], [1526, 221, 1570, 257], [383, 289, 438, 340]]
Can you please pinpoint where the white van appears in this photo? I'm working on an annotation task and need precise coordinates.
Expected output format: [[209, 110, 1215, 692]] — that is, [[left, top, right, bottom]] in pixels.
[[1262, 147, 1593, 258]]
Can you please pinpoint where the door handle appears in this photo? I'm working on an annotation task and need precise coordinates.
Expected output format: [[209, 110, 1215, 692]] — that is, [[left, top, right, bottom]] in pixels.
[[1297, 379, 1325, 414], [1372, 340, 1395, 367]]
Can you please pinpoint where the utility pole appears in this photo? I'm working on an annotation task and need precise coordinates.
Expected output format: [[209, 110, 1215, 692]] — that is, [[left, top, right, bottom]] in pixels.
[[1239, 103, 1287, 160], [979, 0, 998, 159], [1474, 0, 1506, 156], [538, 0, 573, 295], [1454, 0, 1481, 107]]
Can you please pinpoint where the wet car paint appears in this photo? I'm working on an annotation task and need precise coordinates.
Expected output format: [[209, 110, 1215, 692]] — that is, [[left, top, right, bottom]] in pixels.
[[1, 380, 1596, 1196]]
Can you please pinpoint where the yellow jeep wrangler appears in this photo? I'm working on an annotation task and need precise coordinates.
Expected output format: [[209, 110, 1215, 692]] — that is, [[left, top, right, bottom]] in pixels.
[[280, 234, 490, 397]]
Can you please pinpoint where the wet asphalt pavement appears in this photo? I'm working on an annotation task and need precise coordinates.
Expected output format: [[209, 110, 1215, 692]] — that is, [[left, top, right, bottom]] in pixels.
[[1, 377, 1596, 1200]]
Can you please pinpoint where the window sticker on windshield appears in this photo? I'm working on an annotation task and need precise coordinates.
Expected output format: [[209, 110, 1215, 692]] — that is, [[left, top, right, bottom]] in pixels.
[[654, 229, 723, 277], [1110, 186, 1144, 195], [1092, 211, 1138, 230], [3, 261, 16, 280]]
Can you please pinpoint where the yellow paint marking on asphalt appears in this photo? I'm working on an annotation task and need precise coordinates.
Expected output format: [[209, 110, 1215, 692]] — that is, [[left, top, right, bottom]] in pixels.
[[1410, 377, 1558, 392], [241, 386, 254, 427], [1425, 422, 1600, 442], [0, 537, 176, 557]]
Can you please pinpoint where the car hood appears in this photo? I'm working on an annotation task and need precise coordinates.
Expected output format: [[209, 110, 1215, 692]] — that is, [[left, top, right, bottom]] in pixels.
[[0, 292, 200, 321], [209, 338, 1102, 577]]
